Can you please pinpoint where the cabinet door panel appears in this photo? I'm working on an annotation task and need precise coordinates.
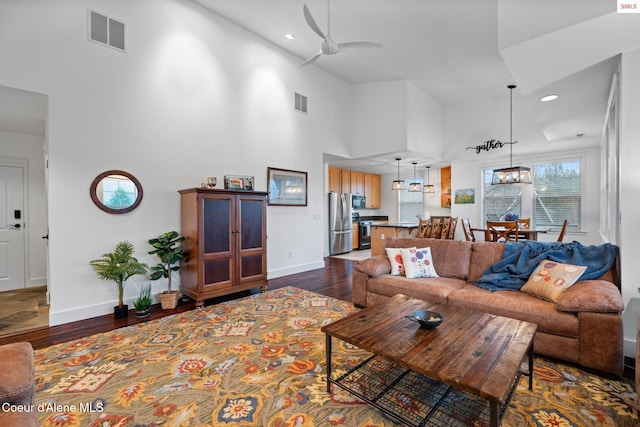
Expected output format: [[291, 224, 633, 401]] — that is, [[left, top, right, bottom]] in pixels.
[[204, 259, 231, 285], [240, 199, 264, 250], [203, 198, 231, 253], [241, 254, 264, 279]]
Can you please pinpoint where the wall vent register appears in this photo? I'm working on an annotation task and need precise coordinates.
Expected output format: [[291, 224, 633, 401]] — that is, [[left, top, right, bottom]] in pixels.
[[294, 92, 308, 114], [88, 9, 126, 52]]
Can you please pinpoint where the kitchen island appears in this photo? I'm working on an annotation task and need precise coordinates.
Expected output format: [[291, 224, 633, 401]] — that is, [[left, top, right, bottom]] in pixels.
[[371, 222, 419, 256]]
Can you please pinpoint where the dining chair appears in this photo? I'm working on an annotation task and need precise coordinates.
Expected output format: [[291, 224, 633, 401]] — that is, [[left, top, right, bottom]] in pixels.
[[428, 217, 443, 238], [461, 218, 476, 242], [417, 219, 430, 238], [557, 219, 569, 242], [516, 218, 531, 240], [486, 220, 519, 242], [444, 217, 458, 240]]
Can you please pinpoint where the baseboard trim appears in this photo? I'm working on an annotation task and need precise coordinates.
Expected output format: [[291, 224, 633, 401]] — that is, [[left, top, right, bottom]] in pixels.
[[268, 261, 325, 279]]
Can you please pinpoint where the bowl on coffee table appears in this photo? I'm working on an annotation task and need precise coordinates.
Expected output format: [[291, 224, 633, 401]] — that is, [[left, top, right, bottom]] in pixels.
[[405, 310, 443, 329]]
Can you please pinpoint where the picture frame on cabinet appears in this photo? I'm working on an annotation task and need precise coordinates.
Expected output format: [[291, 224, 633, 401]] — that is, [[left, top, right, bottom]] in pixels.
[[224, 175, 254, 191], [267, 167, 308, 206]]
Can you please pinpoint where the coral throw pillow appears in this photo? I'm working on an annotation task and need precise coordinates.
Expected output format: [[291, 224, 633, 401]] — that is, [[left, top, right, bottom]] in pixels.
[[521, 260, 587, 302], [400, 247, 439, 279], [386, 247, 414, 276]]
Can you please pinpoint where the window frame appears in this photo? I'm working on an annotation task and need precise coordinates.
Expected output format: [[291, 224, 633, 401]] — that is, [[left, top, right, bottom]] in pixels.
[[481, 153, 586, 231]]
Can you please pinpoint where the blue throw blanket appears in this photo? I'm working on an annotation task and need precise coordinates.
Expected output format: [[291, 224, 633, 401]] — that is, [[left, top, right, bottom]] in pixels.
[[473, 241, 618, 292]]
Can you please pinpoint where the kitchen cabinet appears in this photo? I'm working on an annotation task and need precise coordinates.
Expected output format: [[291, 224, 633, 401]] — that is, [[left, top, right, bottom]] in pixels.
[[179, 188, 268, 306], [328, 167, 341, 193], [341, 169, 351, 194], [441, 166, 451, 208], [364, 173, 381, 208], [327, 167, 381, 208], [350, 171, 364, 195], [352, 222, 359, 249]]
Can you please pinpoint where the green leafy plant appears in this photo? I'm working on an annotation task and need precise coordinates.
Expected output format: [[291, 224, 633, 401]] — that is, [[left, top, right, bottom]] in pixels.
[[133, 284, 152, 311], [148, 231, 186, 293], [90, 241, 148, 308]]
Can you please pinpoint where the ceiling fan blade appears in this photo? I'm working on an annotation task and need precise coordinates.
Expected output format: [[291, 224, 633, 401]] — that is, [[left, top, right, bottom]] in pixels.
[[337, 41, 383, 52], [303, 5, 326, 40], [299, 52, 322, 67]]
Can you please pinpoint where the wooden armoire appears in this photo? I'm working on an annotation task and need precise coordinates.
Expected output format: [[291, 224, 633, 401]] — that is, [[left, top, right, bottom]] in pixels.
[[178, 188, 267, 306]]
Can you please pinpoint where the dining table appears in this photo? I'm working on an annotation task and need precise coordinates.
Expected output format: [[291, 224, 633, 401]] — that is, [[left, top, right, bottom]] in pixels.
[[470, 227, 547, 241]]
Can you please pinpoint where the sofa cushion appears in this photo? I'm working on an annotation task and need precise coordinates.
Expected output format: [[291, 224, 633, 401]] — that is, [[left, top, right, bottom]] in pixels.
[[556, 280, 624, 313], [520, 260, 586, 302], [447, 285, 579, 337], [467, 241, 506, 282], [386, 238, 472, 280], [354, 255, 391, 278], [400, 247, 438, 278], [367, 275, 467, 304]]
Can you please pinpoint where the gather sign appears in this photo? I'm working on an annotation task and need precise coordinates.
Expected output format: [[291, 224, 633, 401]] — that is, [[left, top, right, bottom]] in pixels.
[[466, 139, 517, 154]]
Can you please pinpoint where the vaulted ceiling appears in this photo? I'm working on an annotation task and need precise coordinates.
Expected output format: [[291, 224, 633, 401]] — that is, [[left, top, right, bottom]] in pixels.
[[194, 0, 638, 172]]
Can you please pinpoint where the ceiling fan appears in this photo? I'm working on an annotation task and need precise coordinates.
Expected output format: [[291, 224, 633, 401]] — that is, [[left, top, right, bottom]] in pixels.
[[300, 0, 382, 67]]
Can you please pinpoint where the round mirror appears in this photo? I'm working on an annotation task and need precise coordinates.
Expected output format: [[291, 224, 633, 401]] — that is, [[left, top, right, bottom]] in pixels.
[[90, 170, 143, 214]]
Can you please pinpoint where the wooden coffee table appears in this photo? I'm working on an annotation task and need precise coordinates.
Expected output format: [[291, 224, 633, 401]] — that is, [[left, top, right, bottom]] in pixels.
[[321, 294, 537, 427]]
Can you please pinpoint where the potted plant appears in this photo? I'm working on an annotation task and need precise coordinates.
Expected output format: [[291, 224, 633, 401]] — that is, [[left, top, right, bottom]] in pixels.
[[90, 241, 148, 318], [133, 284, 152, 318], [148, 231, 186, 310]]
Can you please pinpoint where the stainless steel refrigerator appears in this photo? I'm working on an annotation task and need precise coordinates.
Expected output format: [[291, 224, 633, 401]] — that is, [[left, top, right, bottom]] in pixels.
[[328, 192, 353, 255]]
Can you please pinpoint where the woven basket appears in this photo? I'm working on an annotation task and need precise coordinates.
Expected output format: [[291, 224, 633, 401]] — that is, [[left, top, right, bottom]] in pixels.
[[160, 292, 179, 310]]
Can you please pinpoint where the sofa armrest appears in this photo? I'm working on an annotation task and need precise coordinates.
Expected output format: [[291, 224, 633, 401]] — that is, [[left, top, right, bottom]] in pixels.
[[556, 280, 624, 313], [354, 255, 391, 278]]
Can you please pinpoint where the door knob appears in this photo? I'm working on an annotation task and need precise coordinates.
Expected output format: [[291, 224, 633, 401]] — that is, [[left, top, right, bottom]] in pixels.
[[7, 223, 21, 230]]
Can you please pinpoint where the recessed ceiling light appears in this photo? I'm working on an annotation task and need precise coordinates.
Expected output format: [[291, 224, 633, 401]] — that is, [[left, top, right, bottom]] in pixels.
[[540, 94, 558, 102], [285, 33, 295, 40]]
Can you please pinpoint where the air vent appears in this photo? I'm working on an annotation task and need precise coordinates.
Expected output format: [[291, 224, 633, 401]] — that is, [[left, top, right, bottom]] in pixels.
[[88, 9, 126, 52], [294, 92, 308, 114]]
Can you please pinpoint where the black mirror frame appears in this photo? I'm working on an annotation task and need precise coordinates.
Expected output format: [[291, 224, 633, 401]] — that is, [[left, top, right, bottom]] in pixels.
[[90, 170, 143, 214]]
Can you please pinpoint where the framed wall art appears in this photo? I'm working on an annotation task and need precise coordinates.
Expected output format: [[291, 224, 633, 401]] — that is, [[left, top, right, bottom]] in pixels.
[[224, 175, 254, 191], [267, 167, 307, 206], [454, 188, 475, 204]]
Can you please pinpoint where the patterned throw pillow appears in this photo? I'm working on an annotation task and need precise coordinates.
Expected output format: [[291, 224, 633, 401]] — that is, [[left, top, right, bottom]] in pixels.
[[400, 247, 439, 279], [386, 247, 414, 276], [521, 260, 587, 302]]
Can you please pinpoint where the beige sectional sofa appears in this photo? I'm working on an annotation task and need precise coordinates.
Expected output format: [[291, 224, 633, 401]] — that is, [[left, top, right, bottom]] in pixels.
[[352, 237, 624, 376]]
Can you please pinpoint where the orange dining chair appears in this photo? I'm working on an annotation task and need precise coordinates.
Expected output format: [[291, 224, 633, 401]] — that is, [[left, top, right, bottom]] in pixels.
[[444, 217, 458, 240], [486, 220, 519, 242], [557, 219, 569, 242]]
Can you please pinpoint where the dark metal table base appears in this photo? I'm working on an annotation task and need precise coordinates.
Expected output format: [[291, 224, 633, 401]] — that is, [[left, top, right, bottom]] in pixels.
[[325, 335, 534, 427]]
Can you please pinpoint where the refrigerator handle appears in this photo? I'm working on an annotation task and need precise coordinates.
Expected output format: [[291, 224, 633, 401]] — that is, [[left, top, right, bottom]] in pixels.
[[334, 230, 351, 235]]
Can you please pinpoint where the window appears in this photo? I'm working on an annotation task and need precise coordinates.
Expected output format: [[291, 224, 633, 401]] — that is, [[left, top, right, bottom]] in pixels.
[[533, 160, 581, 228], [400, 178, 424, 222], [482, 158, 582, 229]]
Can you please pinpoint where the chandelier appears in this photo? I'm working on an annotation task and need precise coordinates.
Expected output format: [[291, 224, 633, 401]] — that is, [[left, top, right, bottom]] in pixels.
[[491, 85, 532, 185]]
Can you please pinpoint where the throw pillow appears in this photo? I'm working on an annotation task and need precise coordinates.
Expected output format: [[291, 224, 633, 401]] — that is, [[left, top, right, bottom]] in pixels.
[[400, 247, 439, 279], [386, 247, 413, 276], [521, 260, 587, 302]]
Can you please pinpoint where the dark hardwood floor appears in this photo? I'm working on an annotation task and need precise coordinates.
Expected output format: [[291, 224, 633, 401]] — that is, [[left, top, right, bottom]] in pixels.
[[0, 257, 353, 350]]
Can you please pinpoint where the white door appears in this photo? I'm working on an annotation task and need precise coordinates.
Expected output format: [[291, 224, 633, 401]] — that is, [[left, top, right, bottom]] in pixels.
[[0, 165, 25, 291]]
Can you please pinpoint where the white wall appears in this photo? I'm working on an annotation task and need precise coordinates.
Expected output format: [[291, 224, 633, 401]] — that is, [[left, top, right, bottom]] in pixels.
[[0, 0, 353, 324], [0, 131, 47, 286], [620, 48, 640, 357]]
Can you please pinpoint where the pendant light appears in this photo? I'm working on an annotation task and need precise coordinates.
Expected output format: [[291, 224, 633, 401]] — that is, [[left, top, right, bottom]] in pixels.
[[408, 162, 421, 192], [491, 85, 532, 185], [423, 166, 435, 193], [391, 157, 405, 190]]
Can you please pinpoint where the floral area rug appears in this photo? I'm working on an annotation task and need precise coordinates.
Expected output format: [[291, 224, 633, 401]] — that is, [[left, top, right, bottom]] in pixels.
[[34, 287, 638, 426]]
